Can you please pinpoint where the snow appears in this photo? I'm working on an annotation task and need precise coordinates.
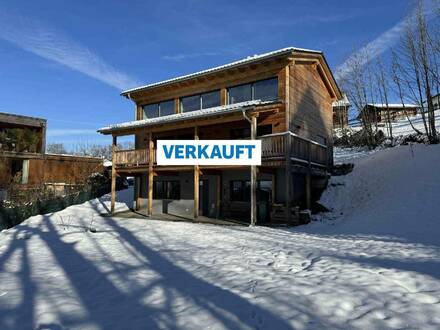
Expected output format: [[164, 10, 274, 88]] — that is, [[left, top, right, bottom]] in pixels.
[[391, 109, 440, 136], [121, 47, 321, 95], [98, 100, 275, 134], [366, 103, 419, 108], [346, 109, 440, 137], [1, 146, 440, 329]]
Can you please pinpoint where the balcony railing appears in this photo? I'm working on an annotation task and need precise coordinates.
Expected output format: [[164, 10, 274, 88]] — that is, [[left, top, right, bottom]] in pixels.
[[112, 131, 328, 168], [113, 149, 150, 167], [260, 132, 328, 167]]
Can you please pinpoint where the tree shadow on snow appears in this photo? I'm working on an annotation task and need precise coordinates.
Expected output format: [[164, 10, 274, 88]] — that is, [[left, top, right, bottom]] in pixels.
[[0, 213, 304, 330]]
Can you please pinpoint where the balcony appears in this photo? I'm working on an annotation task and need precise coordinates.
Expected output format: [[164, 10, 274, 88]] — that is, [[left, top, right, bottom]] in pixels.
[[260, 132, 328, 167], [112, 131, 328, 169]]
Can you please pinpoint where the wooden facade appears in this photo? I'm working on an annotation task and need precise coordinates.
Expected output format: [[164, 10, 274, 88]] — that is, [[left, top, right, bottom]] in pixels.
[[361, 104, 419, 123], [99, 48, 342, 224], [0, 113, 103, 194]]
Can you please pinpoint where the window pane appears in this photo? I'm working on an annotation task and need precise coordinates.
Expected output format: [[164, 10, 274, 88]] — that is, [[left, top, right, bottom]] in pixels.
[[228, 84, 252, 104], [230, 181, 242, 201], [153, 181, 164, 199], [257, 125, 272, 136], [254, 78, 278, 101], [243, 181, 251, 202], [168, 181, 181, 199], [230, 127, 250, 139], [143, 103, 159, 119], [258, 180, 272, 202], [181, 95, 201, 112], [201, 90, 220, 109], [160, 100, 175, 116]]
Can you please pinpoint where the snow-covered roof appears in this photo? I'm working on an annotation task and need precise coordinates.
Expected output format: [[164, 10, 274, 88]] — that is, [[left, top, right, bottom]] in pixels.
[[367, 103, 419, 109], [98, 100, 277, 134], [333, 94, 350, 107], [121, 47, 321, 95]]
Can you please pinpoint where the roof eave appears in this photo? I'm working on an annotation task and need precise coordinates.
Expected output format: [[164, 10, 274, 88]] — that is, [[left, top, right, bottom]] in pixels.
[[120, 47, 322, 97]]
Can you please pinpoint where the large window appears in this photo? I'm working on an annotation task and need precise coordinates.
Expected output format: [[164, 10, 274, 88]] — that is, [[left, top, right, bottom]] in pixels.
[[142, 100, 175, 119], [228, 77, 278, 104], [180, 90, 221, 112], [229, 125, 272, 139], [153, 180, 180, 199], [229, 180, 272, 202]]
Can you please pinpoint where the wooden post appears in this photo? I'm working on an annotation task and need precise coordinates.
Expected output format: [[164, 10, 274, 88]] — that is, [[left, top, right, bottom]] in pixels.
[[148, 132, 154, 217], [306, 141, 312, 210], [271, 172, 276, 203], [216, 174, 221, 219], [250, 115, 257, 226], [110, 135, 117, 214], [194, 126, 199, 219], [285, 132, 292, 222], [135, 176, 141, 211]]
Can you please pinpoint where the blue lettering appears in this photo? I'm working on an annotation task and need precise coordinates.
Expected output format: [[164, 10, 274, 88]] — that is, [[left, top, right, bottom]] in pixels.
[[222, 145, 234, 159], [244, 145, 255, 159], [236, 145, 245, 158], [162, 145, 174, 159], [198, 145, 209, 158], [211, 145, 222, 159], [175, 145, 184, 159], [186, 145, 196, 158]]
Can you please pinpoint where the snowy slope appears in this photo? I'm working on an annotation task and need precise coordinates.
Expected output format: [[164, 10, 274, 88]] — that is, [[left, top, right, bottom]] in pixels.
[[348, 109, 440, 137], [0, 146, 440, 329], [316, 143, 440, 246]]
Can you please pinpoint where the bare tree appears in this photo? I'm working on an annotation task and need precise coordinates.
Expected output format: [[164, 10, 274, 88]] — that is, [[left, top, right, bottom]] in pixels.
[[391, 50, 423, 134], [46, 143, 67, 154], [375, 56, 393, 140]]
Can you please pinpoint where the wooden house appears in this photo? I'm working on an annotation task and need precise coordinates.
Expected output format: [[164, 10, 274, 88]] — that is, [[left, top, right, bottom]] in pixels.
[[98, 47, 342, 224], [360, 103, 419, 123], [332, 94, 350, 128], [0, 112, 103, 196]]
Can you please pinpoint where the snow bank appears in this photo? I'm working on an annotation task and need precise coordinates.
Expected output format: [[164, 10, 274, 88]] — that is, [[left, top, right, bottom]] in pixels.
[[316, 143, 440, 246], [0, 150, 439, 329]]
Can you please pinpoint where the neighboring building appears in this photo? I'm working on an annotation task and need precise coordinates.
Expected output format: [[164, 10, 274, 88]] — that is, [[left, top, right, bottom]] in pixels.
[[332, 94, 350, 128], [0, 112, 103, 197], [360, 103, 419, 123], [98, 47, 342, 224], [424, 93, 440, 111]]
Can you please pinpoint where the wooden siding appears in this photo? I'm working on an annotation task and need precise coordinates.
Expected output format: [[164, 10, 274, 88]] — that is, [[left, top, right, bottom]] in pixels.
[[289, 63, 334, 145], [0, 154, 103, 186], [27, 157, 102, 185], [130, 59, 289, 106]]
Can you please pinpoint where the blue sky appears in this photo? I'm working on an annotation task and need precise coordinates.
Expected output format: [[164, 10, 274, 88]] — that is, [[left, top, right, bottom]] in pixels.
[[0, 0, 415, 149]]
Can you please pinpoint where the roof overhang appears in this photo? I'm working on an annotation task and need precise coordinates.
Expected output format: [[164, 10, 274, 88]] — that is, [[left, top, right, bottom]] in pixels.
[[98, 100, 280, 136], [120, 47, 323, 97]]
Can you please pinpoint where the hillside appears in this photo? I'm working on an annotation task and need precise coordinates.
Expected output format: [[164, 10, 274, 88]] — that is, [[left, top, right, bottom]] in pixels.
[[0, 144, 439, 329]]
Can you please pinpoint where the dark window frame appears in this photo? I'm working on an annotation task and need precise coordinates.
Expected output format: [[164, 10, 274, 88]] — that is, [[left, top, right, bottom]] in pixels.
[[142, 99, 175, 119], [229, 180, 272, 202], [228, 77, 278, 104], [180, 90, 221, 112], [153, 180, 181, 200]]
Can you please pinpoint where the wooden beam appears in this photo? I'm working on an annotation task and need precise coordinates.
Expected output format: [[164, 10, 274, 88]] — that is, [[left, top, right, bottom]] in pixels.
[[285, 133, 292, 222], [306, 141, 312, 210], [220, 88, 227, 105], [135, 176, 141, 211], [148, 132, 154, 217], [216, 174, 221, 219], [194, 126, 199, 219], [250, 115, 257, 226], [272, 172, 276, 204], [110, 135, 117, 214]]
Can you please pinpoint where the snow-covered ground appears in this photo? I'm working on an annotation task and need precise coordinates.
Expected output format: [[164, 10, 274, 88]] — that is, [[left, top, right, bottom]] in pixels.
[[348, 109, 440, 137], [1, 144, 440, 329]]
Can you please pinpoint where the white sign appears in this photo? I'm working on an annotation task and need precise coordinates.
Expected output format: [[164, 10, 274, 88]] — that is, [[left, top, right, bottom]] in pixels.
[[156, 140, 261, 166]]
